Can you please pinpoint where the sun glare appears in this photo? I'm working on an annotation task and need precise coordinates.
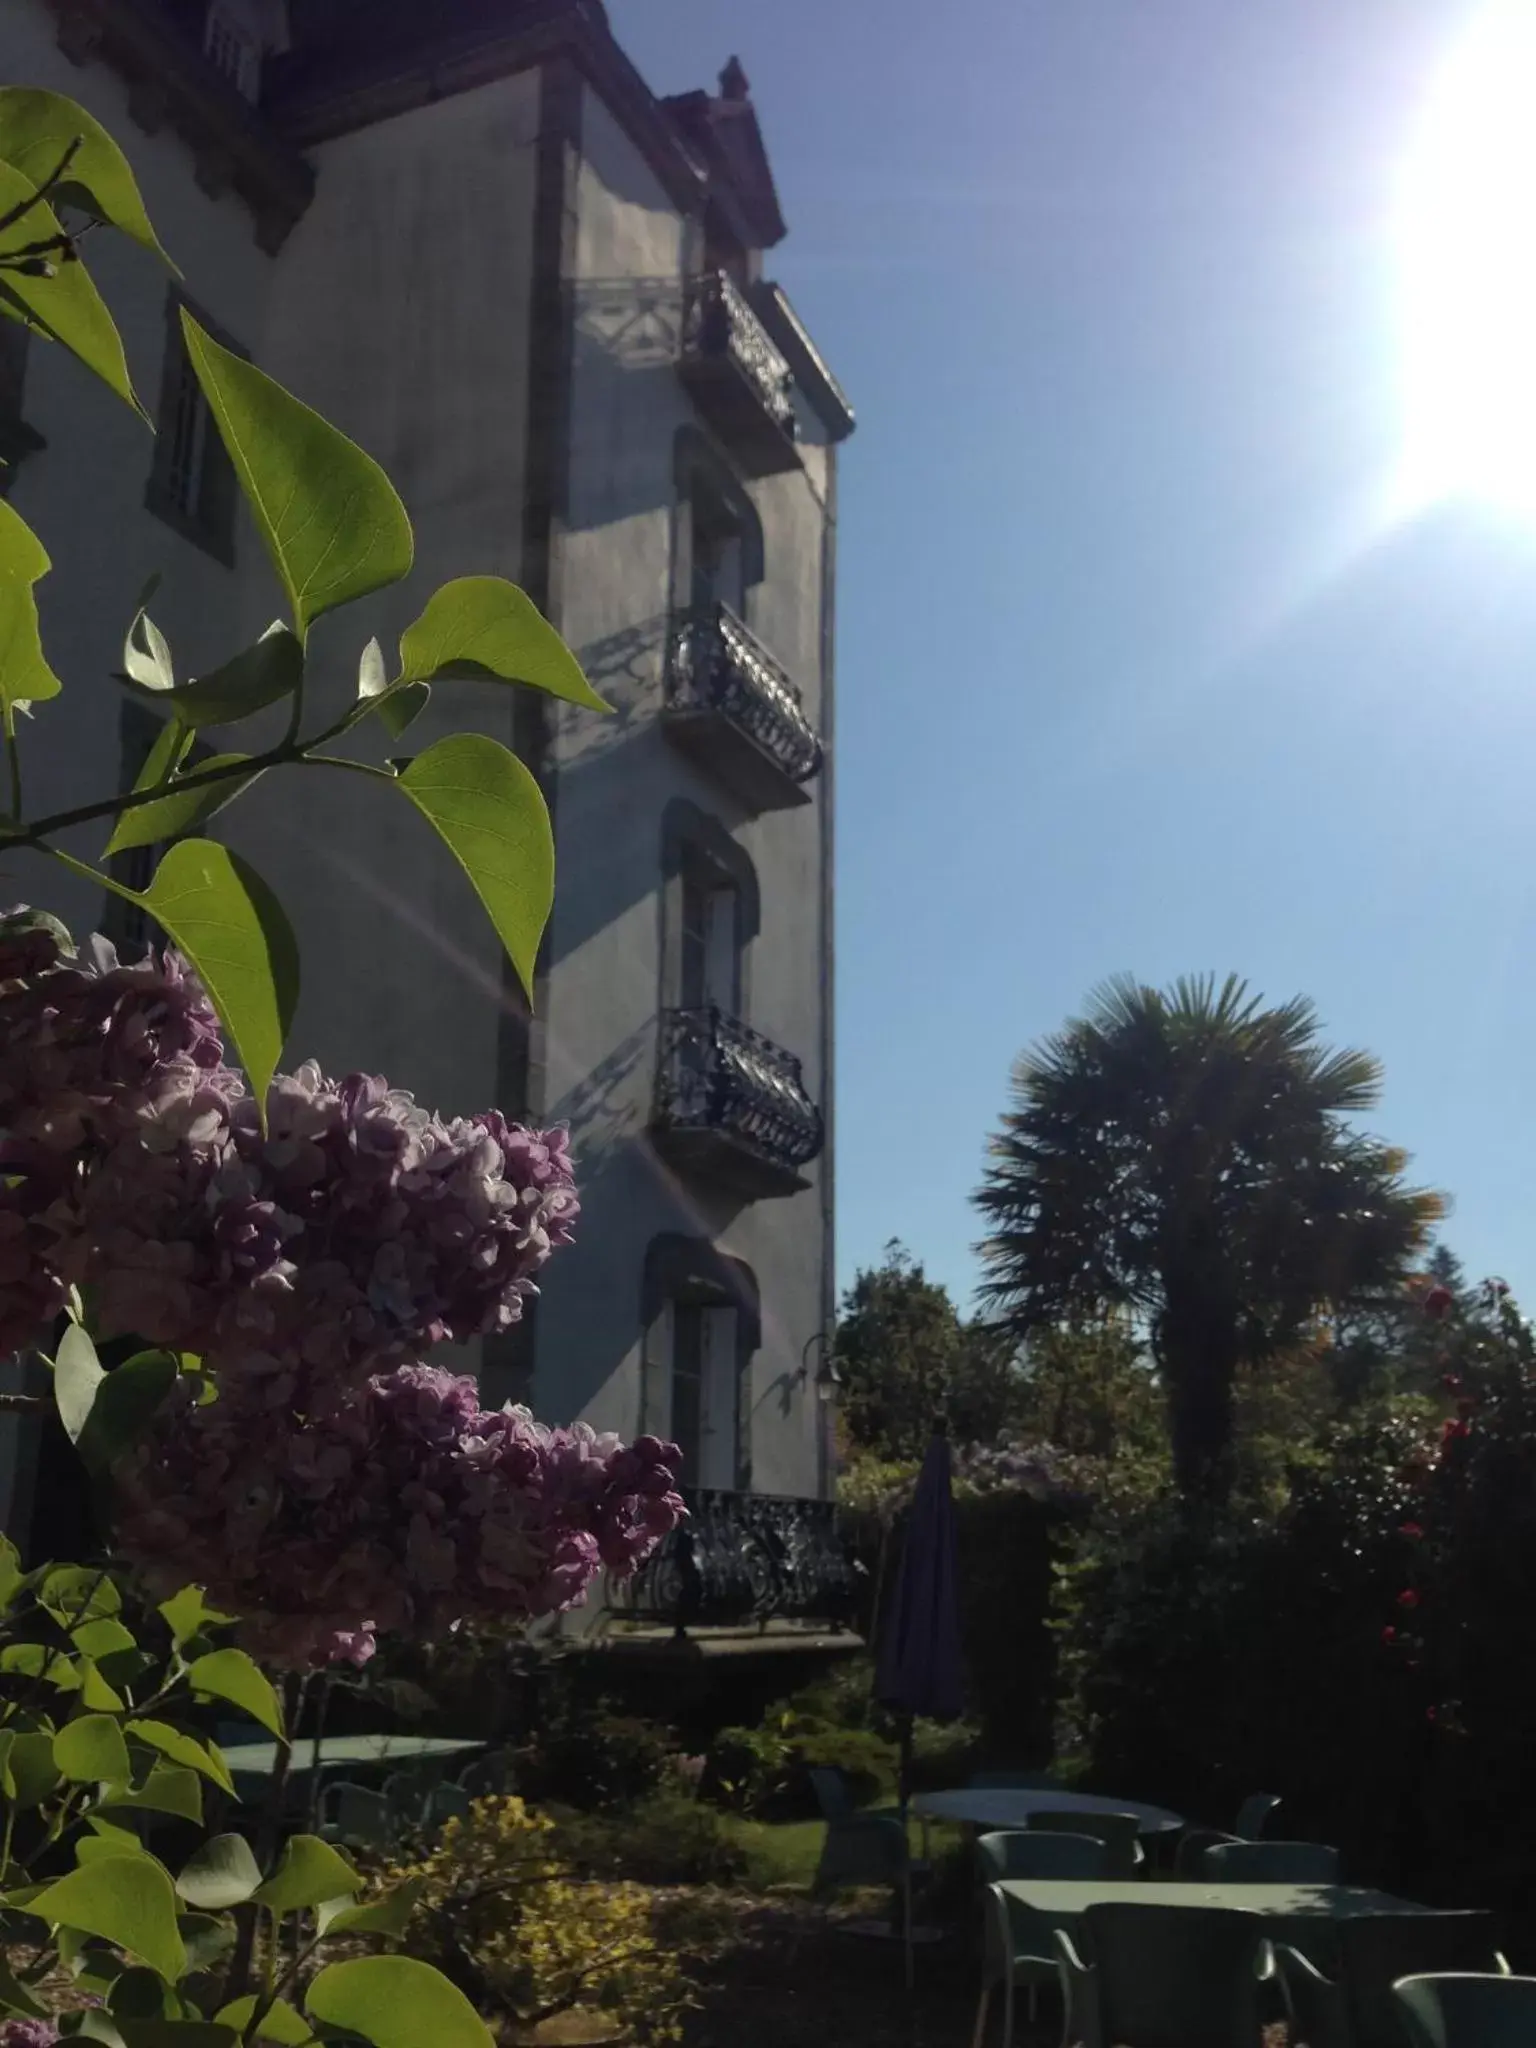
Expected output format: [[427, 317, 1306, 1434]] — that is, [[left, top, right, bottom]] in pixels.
[[1397, 0, 1536, 516]]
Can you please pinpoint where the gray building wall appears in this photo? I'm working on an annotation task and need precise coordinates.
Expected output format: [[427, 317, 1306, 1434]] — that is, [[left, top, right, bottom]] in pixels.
[[0, 7, 840, 1506]]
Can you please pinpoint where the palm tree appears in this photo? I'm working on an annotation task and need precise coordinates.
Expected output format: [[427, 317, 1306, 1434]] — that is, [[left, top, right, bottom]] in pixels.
[[973, 975, 1443, 1499]]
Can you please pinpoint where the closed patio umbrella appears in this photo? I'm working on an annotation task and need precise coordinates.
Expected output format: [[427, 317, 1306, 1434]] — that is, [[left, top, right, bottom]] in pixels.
[[875, 1422, 965, 1813]]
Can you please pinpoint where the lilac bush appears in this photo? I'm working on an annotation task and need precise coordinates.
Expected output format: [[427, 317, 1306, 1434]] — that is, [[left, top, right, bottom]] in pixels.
[[0, 921, 684, 1666]]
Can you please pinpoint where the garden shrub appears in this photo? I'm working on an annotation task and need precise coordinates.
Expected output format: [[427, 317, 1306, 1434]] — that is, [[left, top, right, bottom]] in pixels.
[[390, 1797, 696, 2044], [701, 1713, 893, 1818], [556, 1787, 749, 1888], [518, 1706, 676, 1811]]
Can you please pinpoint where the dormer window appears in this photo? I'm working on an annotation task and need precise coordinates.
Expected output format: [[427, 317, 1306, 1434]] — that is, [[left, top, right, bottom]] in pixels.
[[204, 3, 262, 99]]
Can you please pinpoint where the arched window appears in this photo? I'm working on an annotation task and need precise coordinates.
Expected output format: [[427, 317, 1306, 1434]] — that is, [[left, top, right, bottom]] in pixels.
[[640, 1235, 759, 1492], [660, 799, 760, 1018]]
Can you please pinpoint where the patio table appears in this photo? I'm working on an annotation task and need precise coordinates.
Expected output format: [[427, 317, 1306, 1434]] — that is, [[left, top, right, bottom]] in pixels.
[[220, 1734, 485, 1785], [997, 1879, 1448, 1967], [912, 1788, 1185, 1837]]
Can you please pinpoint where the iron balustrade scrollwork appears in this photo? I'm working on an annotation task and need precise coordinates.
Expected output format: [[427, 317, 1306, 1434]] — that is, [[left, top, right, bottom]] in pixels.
[[614, 1488, 860, 1632], [666, 604, 823, 787], [682, 270, 798, 440], [655, 1005, 823, 1177]]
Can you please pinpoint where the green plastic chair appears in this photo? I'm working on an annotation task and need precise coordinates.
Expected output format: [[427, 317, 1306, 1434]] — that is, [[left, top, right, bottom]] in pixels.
[[1202, 1839, 1339, 1884], [1175, 1827, 1243, 1875], [424, 1781, 473, 1835], [1275, 1914, 1509, 2048], [319, 1781, 394, 1851], [1025, 1808, 1144, 1878], [1233, 1792, 1282, 1839], [1393, 1974, 1536, 2048], [382, 1770, 428, 1835], [973, 1879, 1066, 2046], [976, 1830, 1112, 1883], [456, 1750, 508, 1800], [807, 1765, 918, 1980], [1055, 1903, 1271, 2048]]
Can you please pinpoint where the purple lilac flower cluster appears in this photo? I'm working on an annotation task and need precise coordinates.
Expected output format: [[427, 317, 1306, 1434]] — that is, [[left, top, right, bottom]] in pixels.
[[116, 1366, 684, 1667], [0, 2021, 59, 2048], [0, 916, 684, 1665]]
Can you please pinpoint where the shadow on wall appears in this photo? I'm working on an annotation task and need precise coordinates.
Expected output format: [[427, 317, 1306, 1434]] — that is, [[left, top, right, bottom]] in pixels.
[[569, 278, 691, 538], [535, 1033, 748, 1428], [546, 718, 680, 971]]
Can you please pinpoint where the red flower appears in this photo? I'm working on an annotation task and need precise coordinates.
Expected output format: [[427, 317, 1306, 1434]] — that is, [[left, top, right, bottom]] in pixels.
[[1441, 1373, 1462, 1393], [1441, 1417, 1470, 1444], [1400, 1522, 1424, 1540], [1381, 1625, 1397, 1645], [1397, 1588, 1420, 1610], [1424, 1285, 1454, 1321]]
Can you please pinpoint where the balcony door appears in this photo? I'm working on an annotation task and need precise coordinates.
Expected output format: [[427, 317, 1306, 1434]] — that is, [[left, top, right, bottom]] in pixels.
[[671, 1299, 740, 1491], [681, 866, 739, 1014]]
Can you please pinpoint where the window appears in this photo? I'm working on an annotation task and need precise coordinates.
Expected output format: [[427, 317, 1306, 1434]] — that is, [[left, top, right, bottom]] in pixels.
[[640, 1236, 760, 1493], [680, 857, 740, 1012], [668, 1299, 740, 1489], [691, 479, 746, 616], [662, 800, 760, 1020], [204, 3, 262, 99], [146, 293, 240, 562]]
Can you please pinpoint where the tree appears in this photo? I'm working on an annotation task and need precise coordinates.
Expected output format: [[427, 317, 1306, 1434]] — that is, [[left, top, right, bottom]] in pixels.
[[833, 1241, 1020, 1461], [973, 975, 1443, 1500]]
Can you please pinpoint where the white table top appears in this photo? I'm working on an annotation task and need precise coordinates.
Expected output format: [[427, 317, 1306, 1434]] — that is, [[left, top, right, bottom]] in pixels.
[[911, 1787, 1186, 1835], [998, 1880, 1439, 1919]]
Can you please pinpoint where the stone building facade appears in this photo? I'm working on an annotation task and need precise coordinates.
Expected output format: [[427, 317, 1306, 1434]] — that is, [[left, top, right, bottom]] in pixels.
[[0, 0, 851, 1547]]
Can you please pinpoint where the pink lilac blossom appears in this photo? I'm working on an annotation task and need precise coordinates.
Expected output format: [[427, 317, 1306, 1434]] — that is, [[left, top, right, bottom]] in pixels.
[[0, 2023, 59, 2048], [0, 915, 684, 1665], [114, 1364, 685, 1667]]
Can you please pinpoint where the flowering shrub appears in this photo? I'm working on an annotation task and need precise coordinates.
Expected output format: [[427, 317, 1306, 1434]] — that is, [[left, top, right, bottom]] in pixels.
[[388, 1798, 695, 2044], [0, 929, 684, 1667]]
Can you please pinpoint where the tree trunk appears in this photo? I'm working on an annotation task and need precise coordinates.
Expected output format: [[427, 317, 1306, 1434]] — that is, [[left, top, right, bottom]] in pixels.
[[1159, 1297, 1240, 1502]]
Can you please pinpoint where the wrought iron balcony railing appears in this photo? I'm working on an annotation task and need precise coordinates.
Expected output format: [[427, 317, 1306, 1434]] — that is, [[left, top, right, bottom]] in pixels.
[[664, 604, 822, 811], [653, 1005, 823, 1198], [612, 1487, 860, 1633], [680, 270, 800, 472]]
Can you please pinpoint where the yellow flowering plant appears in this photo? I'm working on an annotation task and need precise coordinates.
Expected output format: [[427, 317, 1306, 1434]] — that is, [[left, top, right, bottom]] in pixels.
[[386, 1797, 696, 2044]]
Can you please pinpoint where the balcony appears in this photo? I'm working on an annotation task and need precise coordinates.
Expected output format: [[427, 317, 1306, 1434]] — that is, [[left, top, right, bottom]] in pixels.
[[679, 270, 800, 472], [613, 1488, 859, 1635], [664, 604, 822, 813], [653, 1006, 823, 1199]]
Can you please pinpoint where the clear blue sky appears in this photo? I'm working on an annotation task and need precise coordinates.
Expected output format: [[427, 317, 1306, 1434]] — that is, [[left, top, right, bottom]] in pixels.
[[613, 0, 1536, 1315]]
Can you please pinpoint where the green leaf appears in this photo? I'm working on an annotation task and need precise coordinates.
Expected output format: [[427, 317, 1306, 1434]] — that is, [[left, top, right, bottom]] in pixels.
[[178, 1912, 235, 1976], [55, 1319, 104, 1442], [9, 1729, 62, 1806], [72, 1618, 137, 1662], [101, 1764, 202, 1823], [55, 1714, 132, 1786], [41, 1567, 121, 1623], [157, 1586, 229, 1648], [137, 839, 298, 1111], [0, 159, 139, 411], [129, 1722, 236, 1798], [398, 576, 609, 710], [0, 1643, 79, 1692], [78, 1835, 151, 1868], [123, 608, 174, 696], [62, 2012, 127, 2046], [181, 311, 412, 635], [175, 1833, 261, 1912], [136, 624, 301, 729], [77, 1657, 126, 1714], [187, 1649, 284, 1739], [315, 1878, 424, 1939], [89, 1817, 145, 1848], [0, 1534, 24, 1609], [109, 1965, 173, 2019], [213, 1999, 312, 2046], [374, 682, 429, 741], [0, 88, 175, 264], [0, 499, 60, 730], [306, 1958, 494, 2048], [76, 1349, 179, 1476], [28, 1856, 187, 1982], [117, 2025, 237, 2048], [397, 735, 553, 1004], [105, 757, 257, 858], [0, 1951, 49, 2017], [253, 1835, 361, 1918]]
